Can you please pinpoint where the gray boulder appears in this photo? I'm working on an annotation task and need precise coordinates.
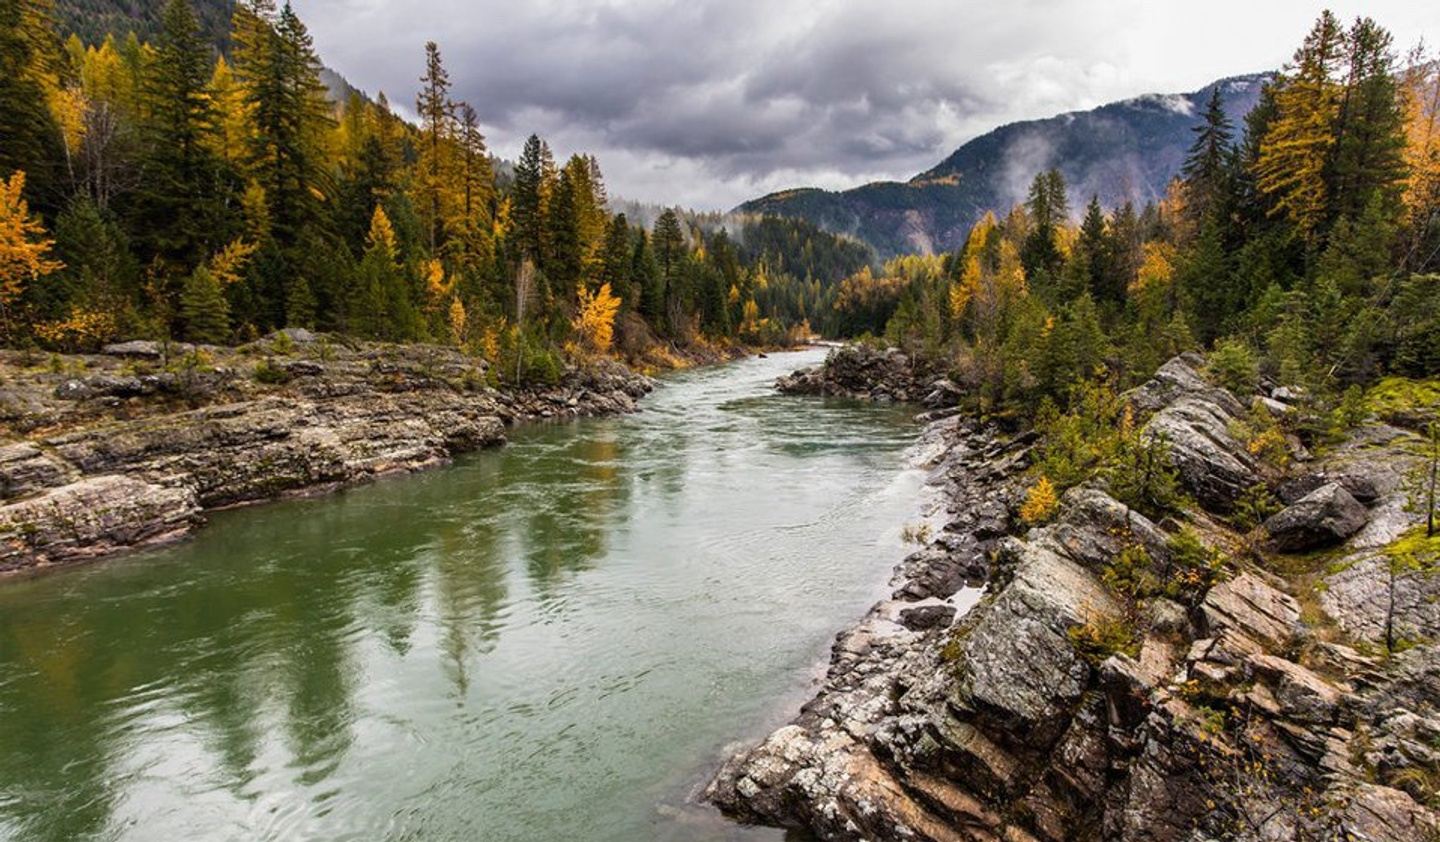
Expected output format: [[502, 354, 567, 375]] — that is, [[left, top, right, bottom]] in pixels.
[[1264, 482, 1368, 552]]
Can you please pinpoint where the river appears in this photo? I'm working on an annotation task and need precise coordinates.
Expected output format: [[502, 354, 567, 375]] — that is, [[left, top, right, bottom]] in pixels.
[[0, 349, 926, 842]]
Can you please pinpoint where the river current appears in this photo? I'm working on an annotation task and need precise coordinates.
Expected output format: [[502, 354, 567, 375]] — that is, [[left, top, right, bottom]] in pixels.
[[0, 349, 925, 842]]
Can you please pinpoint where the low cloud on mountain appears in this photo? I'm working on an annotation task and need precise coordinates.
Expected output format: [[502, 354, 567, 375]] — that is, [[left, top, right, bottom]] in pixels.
[[298, 0, 1439, 209]]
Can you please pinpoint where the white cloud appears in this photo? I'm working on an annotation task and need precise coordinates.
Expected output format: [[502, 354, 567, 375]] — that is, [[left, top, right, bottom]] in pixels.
[[294, 0, 1440, 210]]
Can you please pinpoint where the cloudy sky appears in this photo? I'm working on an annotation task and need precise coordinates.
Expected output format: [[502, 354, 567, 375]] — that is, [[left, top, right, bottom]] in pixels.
[[297, 0, 1438, 211]]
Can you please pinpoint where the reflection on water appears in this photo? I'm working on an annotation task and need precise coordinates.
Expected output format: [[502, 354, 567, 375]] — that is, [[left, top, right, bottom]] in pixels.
[[0, 350, 921, 842]]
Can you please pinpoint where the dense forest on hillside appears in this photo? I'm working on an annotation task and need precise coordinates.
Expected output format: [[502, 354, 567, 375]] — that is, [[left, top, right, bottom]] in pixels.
[[0, 0, 874, 378], [54, 0, 233, 52], [827, 11, 1439, 426]]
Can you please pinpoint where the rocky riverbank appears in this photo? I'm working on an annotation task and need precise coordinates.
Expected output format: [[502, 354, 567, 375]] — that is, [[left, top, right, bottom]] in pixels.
[[777, 344, 959, 407], [0, 333, 653, 575], [708, 352, 1440, 841]]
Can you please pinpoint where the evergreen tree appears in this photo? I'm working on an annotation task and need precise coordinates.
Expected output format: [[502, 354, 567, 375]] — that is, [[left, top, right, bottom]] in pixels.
[[0, 0, 63, 208], [1177, 215, 1234, 342], [1327, 17, 1407, 226], [180, 264, 229, 342], [1181, 87, 1236, 223], [1022, 169, 1068, 282], [598, 214, 632, 302], [454, 102, 491, 226], [632, 229, 663, 325], [234, 1, 332, 254], [416, 41, 452, 252], [132, 0, 232, 268], [547, 168, 583, 297], [653, 209, 684, 285], [511, 134, 549, 266], [1076, 196, 1117, 302], [351, 204, 414, 339]]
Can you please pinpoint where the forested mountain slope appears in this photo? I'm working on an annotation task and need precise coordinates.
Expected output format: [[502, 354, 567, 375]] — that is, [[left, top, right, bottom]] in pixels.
[[56, 0, 233, 49], [740, 75, 1267, 256]]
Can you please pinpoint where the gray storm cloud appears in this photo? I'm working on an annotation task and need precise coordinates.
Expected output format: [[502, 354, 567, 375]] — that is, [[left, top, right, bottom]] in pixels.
[[296, 0, 1439, 210]]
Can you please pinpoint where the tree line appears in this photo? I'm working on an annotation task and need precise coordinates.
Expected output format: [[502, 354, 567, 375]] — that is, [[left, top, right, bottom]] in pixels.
[[0, 0, 873, 379], [830, 10, 1440, 416]]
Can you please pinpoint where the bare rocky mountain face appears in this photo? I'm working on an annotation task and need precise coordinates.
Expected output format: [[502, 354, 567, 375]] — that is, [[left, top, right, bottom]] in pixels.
[[709, 352, 1440, 841], [0, 333, 651, 574]]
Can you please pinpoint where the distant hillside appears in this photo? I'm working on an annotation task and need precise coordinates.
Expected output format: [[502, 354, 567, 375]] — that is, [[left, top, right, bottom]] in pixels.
[[55, 0, 373, 107], [56, 0, 235, 50], [739, 74, 1269, 257]]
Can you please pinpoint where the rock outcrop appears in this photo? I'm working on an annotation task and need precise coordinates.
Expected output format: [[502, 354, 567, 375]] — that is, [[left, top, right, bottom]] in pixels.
[[1129, 353, 1264, 512], [777, 345, 947, 405], [1, 338, 652, 574], [1263, 481, 1369, 551], [708, 353, 1440, 842]]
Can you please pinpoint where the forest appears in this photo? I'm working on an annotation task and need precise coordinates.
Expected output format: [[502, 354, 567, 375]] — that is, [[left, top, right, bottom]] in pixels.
[[0, 0, 874, 380], [826, 12, 1440, 424], [3, 2, 1438, 400]]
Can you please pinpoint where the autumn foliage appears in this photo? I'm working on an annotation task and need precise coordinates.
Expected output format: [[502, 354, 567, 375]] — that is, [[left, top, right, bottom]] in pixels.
[[571, 283, 621, 356], [0, 171, 63, 338]]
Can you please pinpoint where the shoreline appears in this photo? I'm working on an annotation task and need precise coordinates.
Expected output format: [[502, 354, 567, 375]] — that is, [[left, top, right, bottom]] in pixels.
[[0, 335, 665, 578], [706, 352, 1440, 841]]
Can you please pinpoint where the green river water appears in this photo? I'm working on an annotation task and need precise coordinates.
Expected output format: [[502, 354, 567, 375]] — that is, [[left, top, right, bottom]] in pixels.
[[0, 349, 927, 842]]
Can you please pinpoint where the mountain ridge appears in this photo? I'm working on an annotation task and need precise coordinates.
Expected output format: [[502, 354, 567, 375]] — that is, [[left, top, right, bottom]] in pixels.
[[738, 73, 1270, 257]]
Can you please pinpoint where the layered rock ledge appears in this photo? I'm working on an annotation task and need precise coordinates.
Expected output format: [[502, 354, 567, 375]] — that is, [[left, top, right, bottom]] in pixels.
[[708, 352, 1440, 841], [1, 335, 652, 574]]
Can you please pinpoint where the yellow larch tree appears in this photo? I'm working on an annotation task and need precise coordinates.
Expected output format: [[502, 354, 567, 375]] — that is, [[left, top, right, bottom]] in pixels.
[[571, 282, 621, 356], [1253, 11, 1345, 242], [1402, 57, 1440, 264], [0, 172, 65, 338]]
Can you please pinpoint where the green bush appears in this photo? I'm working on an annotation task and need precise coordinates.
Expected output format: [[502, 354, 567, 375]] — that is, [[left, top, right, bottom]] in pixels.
[[1067, 614, 1139, 665], [253, 357, 292, 385], [1208, 339, 1259, 396]]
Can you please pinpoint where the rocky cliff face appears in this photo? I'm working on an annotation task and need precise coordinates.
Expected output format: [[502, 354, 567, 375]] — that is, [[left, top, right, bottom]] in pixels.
[[708, 353, 1440, 841], [0, 334, 652, 574]]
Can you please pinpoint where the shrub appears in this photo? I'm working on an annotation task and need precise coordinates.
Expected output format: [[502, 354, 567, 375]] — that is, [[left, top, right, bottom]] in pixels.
[[1068, 613, 1139, 665], [253, 357, 291, 384], [1232, 483, 1282, 532], [1208, 339, 1259, 396], [1162, 528, 1228, 605], [1019, 476, 1060, 524], [1101, 544, 1161, 600], [1105, 416, 1184, 520]]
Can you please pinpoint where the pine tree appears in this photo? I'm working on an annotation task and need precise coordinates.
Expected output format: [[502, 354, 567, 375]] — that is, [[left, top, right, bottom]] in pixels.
[[454, 102, 491, 226], [546, 168, 584, 299], [180, 264, 229, 343], [133, 0, 232, 267], [1076, 196, 1116, 302], [653, 209, 684, 285], [234, 1, 332, 252], [632, 228, 663, 324], [285, 275, 315, 327], [1327, 17, 1407, 226], [351, 204, 417, 339], [416, 41, 452, 252], [511, 134, 549, 267], [0, 0, 64, 208], [1181, 87, 1235, 224], [598, 214, 632, 302], [1022, 169, 1068, 282]]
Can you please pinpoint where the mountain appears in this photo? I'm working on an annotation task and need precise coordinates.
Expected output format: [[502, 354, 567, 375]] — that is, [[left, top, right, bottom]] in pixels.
[[738, 74, 1269, 257], [56, 0, 235, 51]]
